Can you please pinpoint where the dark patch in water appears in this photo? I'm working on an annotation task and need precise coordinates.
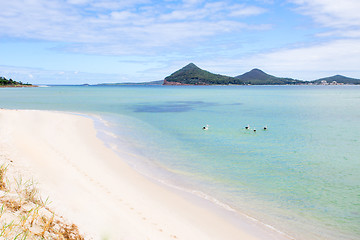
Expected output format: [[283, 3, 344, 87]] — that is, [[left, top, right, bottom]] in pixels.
[[227, 102, 243, 106], [133, 101, 211, 113]]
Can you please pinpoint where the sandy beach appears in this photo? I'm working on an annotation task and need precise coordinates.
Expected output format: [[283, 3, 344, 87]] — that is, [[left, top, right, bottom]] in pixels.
[[0, 109, 288, 240]]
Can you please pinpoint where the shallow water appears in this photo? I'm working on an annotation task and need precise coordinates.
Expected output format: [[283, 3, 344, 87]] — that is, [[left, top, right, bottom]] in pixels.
[[1, 85, 359, 239]]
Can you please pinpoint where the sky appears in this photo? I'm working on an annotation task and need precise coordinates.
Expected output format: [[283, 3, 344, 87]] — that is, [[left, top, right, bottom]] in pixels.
[[0, 0, 359, 84]]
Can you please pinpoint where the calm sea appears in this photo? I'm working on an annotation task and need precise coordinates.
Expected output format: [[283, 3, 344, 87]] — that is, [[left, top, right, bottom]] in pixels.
[[1, 85, 359, 240]]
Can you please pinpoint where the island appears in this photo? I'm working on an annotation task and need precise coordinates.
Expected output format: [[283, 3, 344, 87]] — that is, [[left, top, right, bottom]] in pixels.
[[234, 68, 302, 85], [163, 63, 238, 85], [311, 75, 360, 85], [163, 63, 360, 85]]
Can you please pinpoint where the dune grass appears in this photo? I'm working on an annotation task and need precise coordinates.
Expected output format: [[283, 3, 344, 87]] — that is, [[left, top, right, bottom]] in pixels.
[[0, 163, 85, 239]]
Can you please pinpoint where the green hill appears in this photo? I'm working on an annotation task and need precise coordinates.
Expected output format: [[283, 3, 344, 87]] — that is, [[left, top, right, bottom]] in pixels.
[[234, 69, 302, 85], [0, 77, 32, 87], [311, 75, 360, 84], [163, 63, 242, 85], [163, 64, 304, 85]]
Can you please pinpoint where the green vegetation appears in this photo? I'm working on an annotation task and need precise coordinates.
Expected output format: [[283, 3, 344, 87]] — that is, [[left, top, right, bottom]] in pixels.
[[163, 63, 360, 85], [0, 77, 32, 86], [234, 68, 302, 85], [164, 63, 243, 85], [311, 75, 360, 84], [163, 64, 302, 85]]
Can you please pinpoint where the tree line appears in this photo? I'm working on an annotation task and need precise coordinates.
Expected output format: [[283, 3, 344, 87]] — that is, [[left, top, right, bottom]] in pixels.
[[0, 76, 31, 86]]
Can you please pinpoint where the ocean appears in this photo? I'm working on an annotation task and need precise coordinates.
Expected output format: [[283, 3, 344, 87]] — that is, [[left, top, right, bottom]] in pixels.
[[1, 85, 359, 240]]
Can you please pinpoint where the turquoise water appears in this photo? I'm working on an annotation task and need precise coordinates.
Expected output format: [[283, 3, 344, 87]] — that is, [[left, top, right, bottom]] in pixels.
[[1, 85, 359, 239]]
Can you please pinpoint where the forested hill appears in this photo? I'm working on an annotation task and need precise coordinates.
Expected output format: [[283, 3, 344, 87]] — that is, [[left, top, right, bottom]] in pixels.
[[0, 77, 33, 87], [163, 63, 360, 86], [163, 64, 303, 85], [311, 75, 360, 84], [234, 69, 303, 85], [163, 63, 242, 85]]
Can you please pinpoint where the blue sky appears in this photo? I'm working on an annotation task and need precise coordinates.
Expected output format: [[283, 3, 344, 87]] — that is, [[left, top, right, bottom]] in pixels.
[[0, 0, 359, 84]]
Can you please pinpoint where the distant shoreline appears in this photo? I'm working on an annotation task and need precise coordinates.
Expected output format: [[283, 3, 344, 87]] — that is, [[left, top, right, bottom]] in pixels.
[[97, 82, 358, 86], [163, 63, 360, 85]]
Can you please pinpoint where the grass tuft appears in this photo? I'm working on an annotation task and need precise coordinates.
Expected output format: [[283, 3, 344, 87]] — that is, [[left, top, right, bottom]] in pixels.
[[0, 164, 8, 190], [0, 161, 85, 239]]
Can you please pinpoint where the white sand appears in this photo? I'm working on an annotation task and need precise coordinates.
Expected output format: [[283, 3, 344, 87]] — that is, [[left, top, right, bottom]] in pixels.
[[0, 109, 288, 240]]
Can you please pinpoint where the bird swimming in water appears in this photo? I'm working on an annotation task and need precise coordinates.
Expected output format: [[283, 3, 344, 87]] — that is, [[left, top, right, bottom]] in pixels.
[[263, 125, 267, 130], [253, 128, 256, 132], [203, 124, 209, 130], [245, 124, 250, 130]]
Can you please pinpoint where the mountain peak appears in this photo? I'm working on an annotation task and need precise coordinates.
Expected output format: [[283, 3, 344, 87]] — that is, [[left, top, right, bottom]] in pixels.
[[236, 68, 272, 80], [183, 63, 199, 69], [249, 68, 265, 73], [235, 68, 300, 85], [250, 68, 262, 71], [312, 75, 360, 84], [163, 63, 236, 85]]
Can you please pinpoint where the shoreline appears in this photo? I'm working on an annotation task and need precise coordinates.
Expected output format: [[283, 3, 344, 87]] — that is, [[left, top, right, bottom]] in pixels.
[[0, 109, 291, 240], [90, 113, 296, 240], [90, 114, 297, 240]]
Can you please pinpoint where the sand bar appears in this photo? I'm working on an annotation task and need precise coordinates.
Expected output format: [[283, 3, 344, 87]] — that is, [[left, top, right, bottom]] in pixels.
[[0, 109, 289, 240]]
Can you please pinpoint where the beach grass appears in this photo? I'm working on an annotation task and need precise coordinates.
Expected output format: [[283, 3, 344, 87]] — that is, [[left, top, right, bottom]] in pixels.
[[0, 163, 84, 239]]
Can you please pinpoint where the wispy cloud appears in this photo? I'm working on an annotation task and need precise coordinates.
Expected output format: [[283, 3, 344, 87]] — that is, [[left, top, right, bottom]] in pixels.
[[220, 0, 360, 79], [243, 39, 360, 79], [1, 0, 359, 83], [0, 0, 267, 55], [290, 0, 360, 37], [183, 0, 360, 80]]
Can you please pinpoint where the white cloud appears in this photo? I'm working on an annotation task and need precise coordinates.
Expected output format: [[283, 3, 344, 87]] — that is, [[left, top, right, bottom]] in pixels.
[[0, 0, 267, 55], [110, 11, 137, 21], [90, 0, 150, 10], [290, 0, 360, 33], [67, 0, 89, 5], [210, 0, 360, 80], [229, 5, 266, 17], [198, 38, 360, 80], [159, 2, 265, 21], [3, 0, 358, 82], [250, 39, 360, 78]]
